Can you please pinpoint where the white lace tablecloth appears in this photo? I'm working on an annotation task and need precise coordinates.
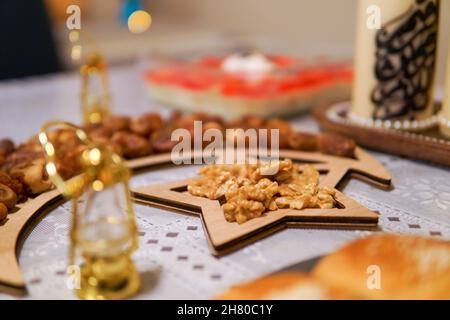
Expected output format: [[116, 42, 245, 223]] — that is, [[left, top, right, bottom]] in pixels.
[[0, 64, 449, 300]]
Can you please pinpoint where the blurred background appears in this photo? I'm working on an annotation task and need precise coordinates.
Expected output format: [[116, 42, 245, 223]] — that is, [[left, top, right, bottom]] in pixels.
[[1, 0, 449, 85]]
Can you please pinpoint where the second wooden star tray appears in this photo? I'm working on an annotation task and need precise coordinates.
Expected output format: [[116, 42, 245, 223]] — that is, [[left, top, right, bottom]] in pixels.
[[0, 149, 391, 292]]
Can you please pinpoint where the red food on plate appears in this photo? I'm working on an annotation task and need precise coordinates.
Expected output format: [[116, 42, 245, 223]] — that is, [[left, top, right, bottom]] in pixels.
[[145, 53, 352, 119]]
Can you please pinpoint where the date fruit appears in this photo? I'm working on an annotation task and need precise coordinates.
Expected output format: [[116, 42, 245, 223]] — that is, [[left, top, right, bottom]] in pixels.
[[0, 203, 7, 222], [0, 183, 18, 210], [318, 132, 355, 158]]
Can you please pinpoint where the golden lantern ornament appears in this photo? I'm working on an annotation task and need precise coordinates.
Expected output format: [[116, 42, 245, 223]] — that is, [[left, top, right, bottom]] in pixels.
[[39, 121, 140, 300], [80, 52, 111, 125]]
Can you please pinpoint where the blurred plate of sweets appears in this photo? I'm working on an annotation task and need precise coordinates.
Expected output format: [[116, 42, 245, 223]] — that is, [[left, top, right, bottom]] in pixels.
[[144, 52, 353, 119]]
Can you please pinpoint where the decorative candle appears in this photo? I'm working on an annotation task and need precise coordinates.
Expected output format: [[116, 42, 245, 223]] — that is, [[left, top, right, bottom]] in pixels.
[[440, 47, 450, 138], [351, 0, 440, 131]]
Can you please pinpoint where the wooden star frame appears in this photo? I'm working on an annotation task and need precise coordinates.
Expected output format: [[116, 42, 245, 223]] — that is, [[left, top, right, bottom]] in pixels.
[[0, 149, 391, 292], [132, 148, 392, 256]]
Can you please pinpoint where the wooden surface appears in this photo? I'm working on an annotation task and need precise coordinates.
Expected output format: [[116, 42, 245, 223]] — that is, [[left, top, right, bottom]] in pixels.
[[132, 149, 391, 256], [0, 148, 391, 291], [314, 102, 450, 167]]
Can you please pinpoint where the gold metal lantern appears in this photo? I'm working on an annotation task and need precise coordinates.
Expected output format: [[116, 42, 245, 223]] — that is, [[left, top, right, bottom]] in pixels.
[[39, 122, 140, 300], [80, 52, 111, 125]]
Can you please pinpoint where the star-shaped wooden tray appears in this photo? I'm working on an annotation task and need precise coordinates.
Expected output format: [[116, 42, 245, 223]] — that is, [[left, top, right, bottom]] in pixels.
[[132, 148, 392, 256]]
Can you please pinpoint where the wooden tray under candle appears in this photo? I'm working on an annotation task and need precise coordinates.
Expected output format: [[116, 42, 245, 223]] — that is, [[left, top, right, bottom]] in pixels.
[[314, 102, 450, 167]]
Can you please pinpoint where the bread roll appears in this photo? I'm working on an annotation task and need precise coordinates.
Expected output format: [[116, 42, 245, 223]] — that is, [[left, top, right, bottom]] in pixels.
[[217, 273, 343, 300], [314, 234, 450, 300]]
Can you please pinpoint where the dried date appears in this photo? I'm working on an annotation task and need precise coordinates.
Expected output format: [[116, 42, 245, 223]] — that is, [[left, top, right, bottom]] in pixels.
[[111, 132, 153, 158], [0, 183, 17, 210], [0, 203, 7, 222], [318, 133, 355, 158]]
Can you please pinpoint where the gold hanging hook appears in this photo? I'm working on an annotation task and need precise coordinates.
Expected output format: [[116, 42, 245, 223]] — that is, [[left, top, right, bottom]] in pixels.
[[80, 51, 111, 125]]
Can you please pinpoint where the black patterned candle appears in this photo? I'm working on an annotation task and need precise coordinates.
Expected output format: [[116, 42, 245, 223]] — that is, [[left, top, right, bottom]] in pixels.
[[440, 46, 450, 138], [351, 0, 440, 131]]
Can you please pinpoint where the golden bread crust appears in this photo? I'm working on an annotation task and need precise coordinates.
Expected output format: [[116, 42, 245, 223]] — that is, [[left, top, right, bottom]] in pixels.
[[313, 234, 450, 300], [217, 273, 347, 300]]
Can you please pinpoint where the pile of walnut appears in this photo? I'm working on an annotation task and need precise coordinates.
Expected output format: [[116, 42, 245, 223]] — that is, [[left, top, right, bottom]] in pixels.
[[188, 159, 336, 224], [0, 112, 354, 223]]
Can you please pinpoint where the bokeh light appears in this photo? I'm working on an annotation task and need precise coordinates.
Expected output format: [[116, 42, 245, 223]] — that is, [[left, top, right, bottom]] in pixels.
[[69, 30, 80, 43], [71, 45, 82, 61], [127, 10, 152, 34]]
